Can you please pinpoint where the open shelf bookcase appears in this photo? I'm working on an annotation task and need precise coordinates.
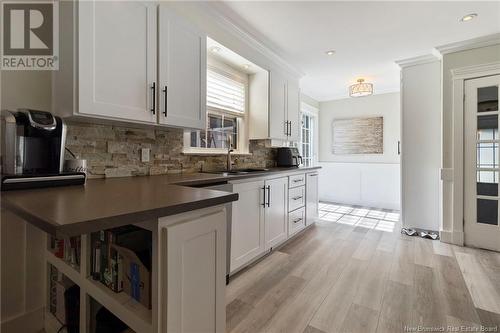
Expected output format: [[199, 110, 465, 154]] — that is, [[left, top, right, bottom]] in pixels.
[[45, 225, 158, 333]]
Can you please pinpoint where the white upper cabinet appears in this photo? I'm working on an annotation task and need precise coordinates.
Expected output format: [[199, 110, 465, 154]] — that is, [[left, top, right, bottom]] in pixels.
[[54, 1, 206, 128], [158, 6, 206, 129], [78, 1, 157, 123], [266, 70, 301, 142], [269, 71, 288, 140], [287, 79, 301, 142]]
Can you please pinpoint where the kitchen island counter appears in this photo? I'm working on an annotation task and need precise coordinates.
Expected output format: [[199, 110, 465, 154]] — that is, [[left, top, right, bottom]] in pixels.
[[1, 166, 320, 237]]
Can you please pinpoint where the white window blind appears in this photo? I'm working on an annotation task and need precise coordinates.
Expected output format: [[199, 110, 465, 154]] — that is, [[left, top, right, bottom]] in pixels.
[[207, 68, 245, 114]]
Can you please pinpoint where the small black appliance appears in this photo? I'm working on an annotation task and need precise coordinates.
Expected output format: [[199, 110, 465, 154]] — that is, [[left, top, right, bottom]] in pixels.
[[276, 147, 303, 167], [1, 109, 85, 191]]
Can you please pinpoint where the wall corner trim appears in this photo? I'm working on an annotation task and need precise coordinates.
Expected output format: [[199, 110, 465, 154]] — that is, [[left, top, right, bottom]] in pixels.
[[395, 54, 440, 68], [435, 33, 500, 55]]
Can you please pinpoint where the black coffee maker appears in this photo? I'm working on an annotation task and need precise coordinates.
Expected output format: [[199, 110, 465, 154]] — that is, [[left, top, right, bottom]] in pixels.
[[1, 109, 85, 190]]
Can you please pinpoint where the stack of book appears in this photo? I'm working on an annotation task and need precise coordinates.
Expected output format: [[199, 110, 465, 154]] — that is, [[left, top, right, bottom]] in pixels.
[[50, 236, 81, 267], [91, 226, 152, 309]]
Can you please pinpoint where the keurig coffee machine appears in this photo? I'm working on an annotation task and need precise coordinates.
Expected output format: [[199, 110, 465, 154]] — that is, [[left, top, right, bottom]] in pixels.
[[1, 109, 86, 190]]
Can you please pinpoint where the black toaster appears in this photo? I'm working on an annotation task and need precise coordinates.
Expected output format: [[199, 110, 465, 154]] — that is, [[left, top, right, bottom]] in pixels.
[[276, 147, 303, 167]]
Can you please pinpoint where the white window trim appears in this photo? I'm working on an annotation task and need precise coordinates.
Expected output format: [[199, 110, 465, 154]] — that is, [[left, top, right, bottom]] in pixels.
[[183, 58, 250, 155], [300, 102, 319, 166]]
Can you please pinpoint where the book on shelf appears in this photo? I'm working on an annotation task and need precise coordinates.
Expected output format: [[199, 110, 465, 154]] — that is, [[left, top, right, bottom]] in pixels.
[[50, 235, 81, 267], [91, 226, 152, 308]]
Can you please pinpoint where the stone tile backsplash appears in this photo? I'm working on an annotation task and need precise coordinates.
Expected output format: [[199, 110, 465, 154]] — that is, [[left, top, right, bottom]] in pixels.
[[65, 122, 277, 178]]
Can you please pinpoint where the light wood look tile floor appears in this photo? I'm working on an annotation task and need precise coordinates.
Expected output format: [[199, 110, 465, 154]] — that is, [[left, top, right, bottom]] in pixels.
[[226, 203, 500, 333]]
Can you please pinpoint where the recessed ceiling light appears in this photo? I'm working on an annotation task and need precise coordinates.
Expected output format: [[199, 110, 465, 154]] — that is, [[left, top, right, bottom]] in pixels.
[[210, 46, 221, 53], [460, 13, 477, 22], [325, 50, 336, 56], [242, 64, 251, 70]]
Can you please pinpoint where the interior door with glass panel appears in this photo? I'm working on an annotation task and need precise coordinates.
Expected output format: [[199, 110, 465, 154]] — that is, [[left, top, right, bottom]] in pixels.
[[464, 75, 500, 251]]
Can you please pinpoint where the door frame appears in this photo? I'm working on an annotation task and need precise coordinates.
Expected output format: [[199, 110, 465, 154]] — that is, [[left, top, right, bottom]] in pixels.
[[444, 61, 500, 245]]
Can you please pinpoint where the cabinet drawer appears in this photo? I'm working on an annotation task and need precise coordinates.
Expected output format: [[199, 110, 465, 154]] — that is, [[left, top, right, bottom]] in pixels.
[[288, 207, 306, 236], [288, 186, 305, 212], [289, 174, 305, 188]]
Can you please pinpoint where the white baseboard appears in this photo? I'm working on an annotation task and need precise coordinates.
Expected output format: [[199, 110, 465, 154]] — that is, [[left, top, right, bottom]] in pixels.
[[1, 307, 44, 333], [440, 230, 464, 246]]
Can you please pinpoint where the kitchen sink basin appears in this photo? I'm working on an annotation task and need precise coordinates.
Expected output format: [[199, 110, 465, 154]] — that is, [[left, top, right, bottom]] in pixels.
[[202, 168, 269, 176]]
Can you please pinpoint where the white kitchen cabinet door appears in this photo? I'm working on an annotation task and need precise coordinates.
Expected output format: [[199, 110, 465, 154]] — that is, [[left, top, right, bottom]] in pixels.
[[306, 173, 319, 225], [269, 71, 287, 140], [163, 209, 226, 333], [265, 177, 288, 249], [230, 180, 266, 273], [287, 79, 301, 142], [158, 6, 206, 129], [78, 1, 157, 123]]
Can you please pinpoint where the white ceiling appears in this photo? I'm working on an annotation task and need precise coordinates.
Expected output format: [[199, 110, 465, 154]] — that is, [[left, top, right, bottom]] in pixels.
[[214, 1, 500, 101]]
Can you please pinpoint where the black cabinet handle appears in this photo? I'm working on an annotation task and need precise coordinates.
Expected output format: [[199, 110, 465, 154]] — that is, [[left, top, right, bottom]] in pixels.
[[262, 186, 266, 207], [163, 85, 168, 117], [150, 82, 156, 115], [288, 121, 292, 136], [293, 218, 303, 224], [398, 141, 401, 155], [266, 185, 271, 207], [292, 196, 303, 201]]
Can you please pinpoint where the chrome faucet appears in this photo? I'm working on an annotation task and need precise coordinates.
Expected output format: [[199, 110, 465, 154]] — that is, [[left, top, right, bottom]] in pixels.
[[226, 136, 234, 171]]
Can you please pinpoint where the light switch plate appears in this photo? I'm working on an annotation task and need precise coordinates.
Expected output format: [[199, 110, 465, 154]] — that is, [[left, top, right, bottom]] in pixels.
[[141, 148, 150, 162]]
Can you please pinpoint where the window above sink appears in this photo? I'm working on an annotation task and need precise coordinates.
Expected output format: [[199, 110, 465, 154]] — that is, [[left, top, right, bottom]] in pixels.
[[183, 37, 267, 156]]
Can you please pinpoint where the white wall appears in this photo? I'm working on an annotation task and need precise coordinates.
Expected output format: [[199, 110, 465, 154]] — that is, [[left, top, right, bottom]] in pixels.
[[1, 71, 49, 332], [318, 92, 401, 210]]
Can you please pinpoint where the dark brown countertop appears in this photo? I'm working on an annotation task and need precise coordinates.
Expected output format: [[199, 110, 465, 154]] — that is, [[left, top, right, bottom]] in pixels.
[[1, 166, 320, 237]]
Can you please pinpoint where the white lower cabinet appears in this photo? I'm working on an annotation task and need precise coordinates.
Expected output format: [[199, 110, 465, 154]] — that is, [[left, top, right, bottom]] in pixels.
[[264, 177, 289, 250], [306, 172, 319, 225], [230, 180, 266, 273], [230, 172, 318, 273], [289, 207, 306, 236], [162, 208, 226, 333], [230, 176, 288, 273], [289, 186, 306, 212]]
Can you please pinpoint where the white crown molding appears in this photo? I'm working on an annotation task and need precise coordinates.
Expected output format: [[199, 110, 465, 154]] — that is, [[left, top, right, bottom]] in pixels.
[[435, 33, 500, 55], [395, 54, 441, 68], [198, 2, 304, 78], [451, 61, 500, 79]]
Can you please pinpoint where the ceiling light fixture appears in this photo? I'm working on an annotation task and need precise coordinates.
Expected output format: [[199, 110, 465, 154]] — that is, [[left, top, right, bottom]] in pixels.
[[325, 50, 336, 56], [210, 46, 221, 53], [349, 78, 373, 97], [460, 13, 477, 22]]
